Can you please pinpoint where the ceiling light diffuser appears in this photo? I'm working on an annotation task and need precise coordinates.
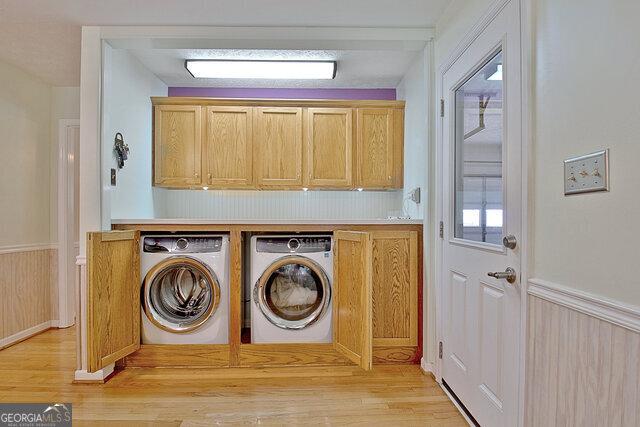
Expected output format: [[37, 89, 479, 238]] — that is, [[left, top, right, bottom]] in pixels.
[[488, 64, 503, 81], [185, 60, 337, 80]]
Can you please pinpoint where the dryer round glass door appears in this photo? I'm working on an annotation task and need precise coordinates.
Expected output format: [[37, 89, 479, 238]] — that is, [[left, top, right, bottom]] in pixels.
[[254, 256, 331, 330], [143, 256, 221, 333]]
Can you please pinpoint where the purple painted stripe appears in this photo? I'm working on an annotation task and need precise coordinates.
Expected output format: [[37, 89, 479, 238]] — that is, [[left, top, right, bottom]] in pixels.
[[168, 87, 396, 100]]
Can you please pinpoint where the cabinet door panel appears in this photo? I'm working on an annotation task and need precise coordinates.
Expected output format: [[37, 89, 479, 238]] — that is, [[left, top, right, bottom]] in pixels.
[[204, 106, 253, 187], [371, 231, 418, 346], [306, 108, 353, 188], [87, 231, 140, 373], [356, 108, 395, 188], [333, 230, 373, 370], [154, 105, 202, 187], [255, 107, 303, 188]]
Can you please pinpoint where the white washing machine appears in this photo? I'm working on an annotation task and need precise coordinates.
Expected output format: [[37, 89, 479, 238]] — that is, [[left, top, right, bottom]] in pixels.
[[250, 235, 333, 343], [140, 234, 229, 344]]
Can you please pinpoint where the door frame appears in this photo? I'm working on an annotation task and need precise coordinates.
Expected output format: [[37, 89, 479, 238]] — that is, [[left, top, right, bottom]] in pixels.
[[57, 118, 80, 329], [433, 0, 532, 426]]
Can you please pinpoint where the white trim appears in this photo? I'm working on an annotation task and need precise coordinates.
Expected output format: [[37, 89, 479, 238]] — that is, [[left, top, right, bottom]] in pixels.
[[420, 357, 435, 375], [57, 119, 80, 329], [0, 321, 53, 349], [528, 279, 640, 334], [0, 243, 57, 255], [74, 364, 114, 383]]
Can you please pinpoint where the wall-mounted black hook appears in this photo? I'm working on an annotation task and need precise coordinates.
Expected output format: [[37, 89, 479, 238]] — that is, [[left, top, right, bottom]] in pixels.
[[114, 132, 129, 169]]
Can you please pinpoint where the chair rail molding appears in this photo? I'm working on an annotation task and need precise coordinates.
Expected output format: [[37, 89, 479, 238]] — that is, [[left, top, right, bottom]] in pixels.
[[0, 243, 57, 255], [528, 278, 640, 333]]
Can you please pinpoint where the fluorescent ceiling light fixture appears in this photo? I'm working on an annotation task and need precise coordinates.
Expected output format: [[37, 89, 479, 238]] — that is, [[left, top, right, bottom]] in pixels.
[[185, 60, 337, 80], [488, 64, 502, 81]]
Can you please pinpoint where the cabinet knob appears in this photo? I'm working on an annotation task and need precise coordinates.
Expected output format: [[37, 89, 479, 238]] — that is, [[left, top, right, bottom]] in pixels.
[[208, 173, 212, 183], [195, 172, 199, 178]]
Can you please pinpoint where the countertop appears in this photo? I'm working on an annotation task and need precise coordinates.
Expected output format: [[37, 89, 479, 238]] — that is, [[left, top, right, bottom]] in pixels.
[[111, 218, 424, 225]]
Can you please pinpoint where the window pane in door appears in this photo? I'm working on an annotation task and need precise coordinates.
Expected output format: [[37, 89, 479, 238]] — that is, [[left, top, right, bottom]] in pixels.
[[454, 50, 503, 244]]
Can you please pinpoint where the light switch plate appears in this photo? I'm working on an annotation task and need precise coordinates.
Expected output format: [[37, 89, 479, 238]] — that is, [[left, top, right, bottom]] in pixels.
[[564, 149, 609, 195]]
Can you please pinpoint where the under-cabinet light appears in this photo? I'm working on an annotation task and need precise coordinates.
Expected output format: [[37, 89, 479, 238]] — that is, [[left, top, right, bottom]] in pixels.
[[185, 60, 337, 80], [357, 188, 364, 192], [488, 64, 502, 81], [302, 187, 309, 192]]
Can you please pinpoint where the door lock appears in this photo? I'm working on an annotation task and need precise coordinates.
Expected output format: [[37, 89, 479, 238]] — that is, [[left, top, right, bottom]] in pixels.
[[502, 234, 517, 249], [487, 267, 517, 284]]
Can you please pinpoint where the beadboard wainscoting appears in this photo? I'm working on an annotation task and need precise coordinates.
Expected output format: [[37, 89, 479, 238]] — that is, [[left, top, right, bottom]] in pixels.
[[526, 280, 640, 426], [157, 189, 406, 220], [0, 245, 58, 349]]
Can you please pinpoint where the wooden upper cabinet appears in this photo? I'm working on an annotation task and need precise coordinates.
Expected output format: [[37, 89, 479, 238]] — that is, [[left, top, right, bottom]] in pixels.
[[154, 105, 202, 187], [333, 231, 373, 370], [305, 108, 353, 188], [151, 98, 404, 190], [86, 231, 141, 373], [371, 231, 418, 347], [254, 107, 303, 188], [355, 108, 404, 189], [204, 106, 254, 188]]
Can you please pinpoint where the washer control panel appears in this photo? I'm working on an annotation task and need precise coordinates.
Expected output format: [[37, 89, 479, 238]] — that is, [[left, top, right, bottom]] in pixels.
[[256, 236, 332, 254], [143, 235, 223, 253]]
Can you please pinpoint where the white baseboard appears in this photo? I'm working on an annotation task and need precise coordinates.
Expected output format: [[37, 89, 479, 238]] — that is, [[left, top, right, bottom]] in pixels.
[[528, 278, 640, 333], [420, 357, 435, 375], [74, 364, 114, 382], [0, 321, 53, 349]]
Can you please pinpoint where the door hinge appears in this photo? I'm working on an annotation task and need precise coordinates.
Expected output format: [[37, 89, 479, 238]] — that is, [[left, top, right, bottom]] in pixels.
[[439, 341, 443, 359], [440, 99, 445, 117], [439, 221, 444, 239]]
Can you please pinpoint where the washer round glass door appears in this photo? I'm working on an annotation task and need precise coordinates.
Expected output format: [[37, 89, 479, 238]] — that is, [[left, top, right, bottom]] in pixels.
[[143, 256, 221, 333], [254, 256, 331, 330]]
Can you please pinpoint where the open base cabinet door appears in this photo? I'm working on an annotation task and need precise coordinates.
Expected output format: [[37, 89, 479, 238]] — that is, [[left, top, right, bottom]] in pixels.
[[332, 231, 373, 370], [86, 230, 141, 373]]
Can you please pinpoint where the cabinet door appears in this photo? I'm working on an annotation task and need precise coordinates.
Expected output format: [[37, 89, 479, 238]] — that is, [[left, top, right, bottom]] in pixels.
[[333, 231, 373, 370], [371, 231, 418, 347], [305, 108, 353, 188], [86, 230, 140, 373], [254, 107, 303, 188], [204, 106, 253, 188], [356, 108, 397, 188], [154, 105, 202, 187]]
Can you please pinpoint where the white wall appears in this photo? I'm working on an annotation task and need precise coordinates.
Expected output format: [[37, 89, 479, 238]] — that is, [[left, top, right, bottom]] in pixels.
[[0, 59, 52, 247], [158, 190, 403, 220], [102, 46, 167, 220], [396, 49, 429, 219], [532, 0, 640, 305]]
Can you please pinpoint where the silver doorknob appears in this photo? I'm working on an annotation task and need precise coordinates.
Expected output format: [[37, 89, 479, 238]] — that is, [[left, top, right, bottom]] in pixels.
[[487, 267, 517, 284], [503, 234, 517, 249]]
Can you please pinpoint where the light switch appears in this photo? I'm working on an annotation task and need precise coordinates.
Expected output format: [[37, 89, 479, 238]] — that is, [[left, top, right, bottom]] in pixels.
[[564, 149, 609, 195]]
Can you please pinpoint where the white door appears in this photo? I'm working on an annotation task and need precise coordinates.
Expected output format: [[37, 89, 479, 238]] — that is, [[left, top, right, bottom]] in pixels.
[[441, 1, 521, 426]]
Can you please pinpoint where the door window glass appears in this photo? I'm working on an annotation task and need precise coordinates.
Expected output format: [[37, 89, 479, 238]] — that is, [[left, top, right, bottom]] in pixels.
[[454, 50, 504, 244]]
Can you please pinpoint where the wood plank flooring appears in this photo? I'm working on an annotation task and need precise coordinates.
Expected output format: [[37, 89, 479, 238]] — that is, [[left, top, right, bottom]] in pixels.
[[0, 328, 466, 426]]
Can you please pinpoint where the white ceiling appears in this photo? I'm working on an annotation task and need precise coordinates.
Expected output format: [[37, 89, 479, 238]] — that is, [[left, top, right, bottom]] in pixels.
[[0, 0, 451, 86], [129, 49, 420, 88]]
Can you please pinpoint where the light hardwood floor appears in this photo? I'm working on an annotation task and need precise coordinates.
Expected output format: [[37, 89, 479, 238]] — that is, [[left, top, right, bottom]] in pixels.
[[0, 328, 465, 426]]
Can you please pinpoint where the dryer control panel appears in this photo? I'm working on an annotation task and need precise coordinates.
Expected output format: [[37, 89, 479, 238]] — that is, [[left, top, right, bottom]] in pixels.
[[256, 236, 332, 254], [143, 235, 223, 253]]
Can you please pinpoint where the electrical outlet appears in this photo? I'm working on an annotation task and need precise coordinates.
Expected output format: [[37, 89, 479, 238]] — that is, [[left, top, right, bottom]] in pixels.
[[409, 187, 421, 204], [564, 149, 609, 195]]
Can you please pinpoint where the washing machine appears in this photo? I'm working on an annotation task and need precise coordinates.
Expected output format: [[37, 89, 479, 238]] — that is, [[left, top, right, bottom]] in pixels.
[[250, 235, 333, 343], [140, 234, 229, 344]]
